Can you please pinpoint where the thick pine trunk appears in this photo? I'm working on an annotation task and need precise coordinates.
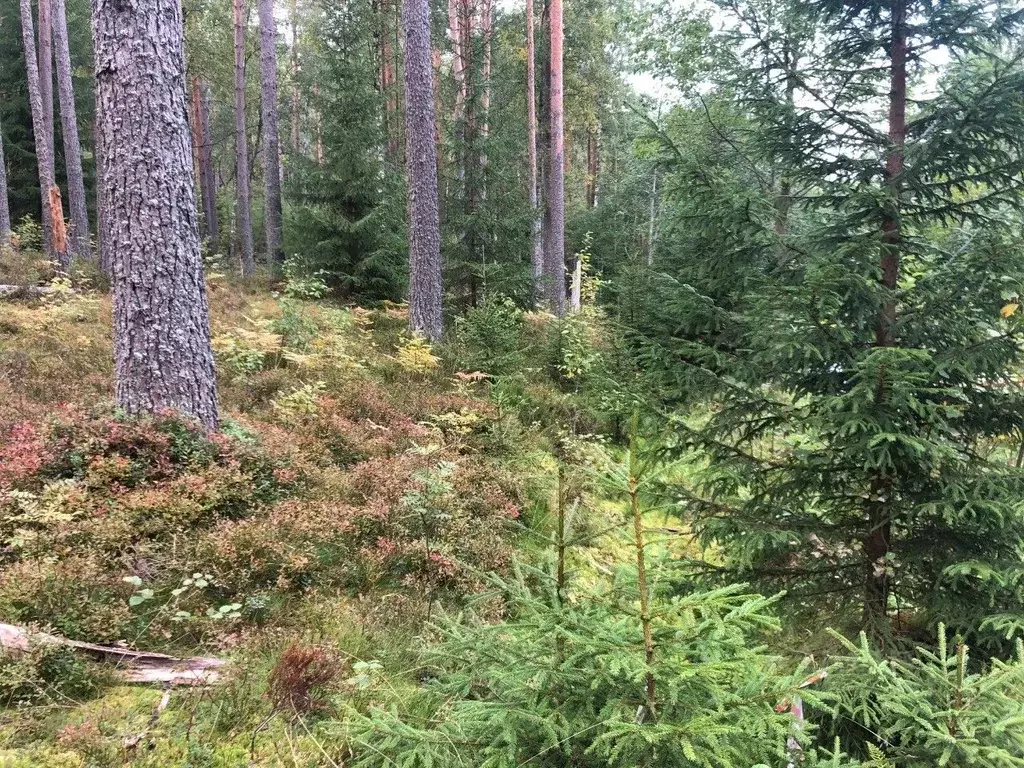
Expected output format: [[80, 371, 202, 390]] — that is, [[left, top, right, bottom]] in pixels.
[[19, 0, 58, 263], [234, 0, 255, 278], [92, 0, 220, 430], [864, 0, 907, 633], [403, 0, 443, 340], [526, 0, 542, 299], [52, 0, 90, 260], [0, 117, 10, 243], [258, 0, 284, 273], [545, 0, 566, 315]]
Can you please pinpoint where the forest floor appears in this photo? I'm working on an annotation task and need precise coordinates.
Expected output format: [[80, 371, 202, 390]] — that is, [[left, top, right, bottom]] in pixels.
[[0, 256, 652, 766]]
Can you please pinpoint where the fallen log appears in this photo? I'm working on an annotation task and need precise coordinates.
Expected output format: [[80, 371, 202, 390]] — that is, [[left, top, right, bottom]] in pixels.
[[0, 623, 226, 685]]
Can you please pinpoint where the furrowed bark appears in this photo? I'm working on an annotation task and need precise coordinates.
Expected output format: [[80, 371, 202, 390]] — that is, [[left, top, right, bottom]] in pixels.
[[19, 0, 58, 263], [93, 0, 220, 430], [259, 0, 284, 273], [53, 0, 91, 260], [234, 0, 255, 278], [545, 0, 566, 315], [403, 0, 443, 340]]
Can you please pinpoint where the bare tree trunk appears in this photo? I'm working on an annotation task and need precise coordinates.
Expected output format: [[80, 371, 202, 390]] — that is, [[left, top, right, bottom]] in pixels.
[[403, 0, 443, 340], [94, 107, 108, 272], [92, 0, 220, 430], [479, 0, 492, 189], [864, 0, 907, 634], [526, 0, 542, 299], [38, 0, 54, 166], [0, 117, 10, 243], [19, 0, 57, 263], [259, 0, 284, 273], [52, 0, 90, 260], [585, 126, 598, 208], [545, 0, 566, 316], [191, 78, 219, 250], [313, 83, 324, 165], [289, 0, 300, 153], [234, 0, 255, 278], [380, 0, 400, 159]]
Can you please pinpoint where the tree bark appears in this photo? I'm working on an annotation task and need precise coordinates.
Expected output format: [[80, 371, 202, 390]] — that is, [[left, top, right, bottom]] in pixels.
[[0, 116, 10, 243], [864, 0, 907, 633], [19, 0, 58, 264], [258, 0, 284, 273], [289, 0, 300, 153], [545, 0, 566, 315], [52, 0, 90, 260], [526, 0, 542, 299], [93, 0, 220, 430], [403, 0, 443, 340], [234, 0, 255, 278], [38, 0, 55, 168]]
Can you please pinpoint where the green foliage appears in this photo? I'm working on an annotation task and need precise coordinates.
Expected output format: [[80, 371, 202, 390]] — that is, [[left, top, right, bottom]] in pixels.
[[824, 626, 1024, 766], [454, 298, 525, 376], [346, 570, 803, 768]]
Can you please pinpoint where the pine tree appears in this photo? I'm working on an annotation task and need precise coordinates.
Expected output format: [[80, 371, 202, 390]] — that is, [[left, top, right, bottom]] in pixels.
[[19, 0, 59, 264], [544, 0, 566, 315], [234, 0, 255, 278], [52, 0, 90, 260], [258, 0, 284, 272], [93, 0, 219, 429], [403, 0, 443, 339], [0, 115, 10, 243]]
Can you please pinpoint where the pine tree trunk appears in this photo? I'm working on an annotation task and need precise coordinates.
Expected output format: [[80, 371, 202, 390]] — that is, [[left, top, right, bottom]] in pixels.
[[403, 0, 443, 340], [92, 0, 220, 430], [864, 0, 907, 633], [0, 116, 10, 243], [191, 77, 219, 249], [93, 106, 108, 272], [258, 0, 284, 273], [380, 0, 400, 159], [52, 0, 90, 260], [545, 0, 566, 316], [526, 0, 542, 299], [19, 0, 57, 263], [38, 0, 54, 166], [289, 0, 300, 153], [234, 0, 255, 278]]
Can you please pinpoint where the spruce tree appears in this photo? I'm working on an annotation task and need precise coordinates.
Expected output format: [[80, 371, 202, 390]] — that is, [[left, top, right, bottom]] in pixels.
[[642, 0, 1024, 646]]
